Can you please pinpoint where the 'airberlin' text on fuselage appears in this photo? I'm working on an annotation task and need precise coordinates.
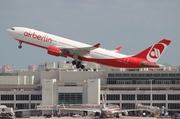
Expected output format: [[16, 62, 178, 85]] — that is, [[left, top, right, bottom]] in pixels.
[[24, 31, 52, 43]]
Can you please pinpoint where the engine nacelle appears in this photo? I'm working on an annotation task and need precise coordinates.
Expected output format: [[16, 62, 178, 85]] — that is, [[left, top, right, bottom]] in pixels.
[[122, 111, 128, 116], [47, 46, 61, 57]]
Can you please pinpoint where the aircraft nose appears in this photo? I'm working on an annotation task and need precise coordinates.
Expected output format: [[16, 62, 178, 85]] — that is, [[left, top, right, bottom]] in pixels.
[[6, 29, 11, 34], [6, 28, 15, 36]]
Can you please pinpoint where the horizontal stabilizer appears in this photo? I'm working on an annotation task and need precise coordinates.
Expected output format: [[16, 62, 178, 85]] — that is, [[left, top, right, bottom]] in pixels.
[[93, 43, 100, 48]]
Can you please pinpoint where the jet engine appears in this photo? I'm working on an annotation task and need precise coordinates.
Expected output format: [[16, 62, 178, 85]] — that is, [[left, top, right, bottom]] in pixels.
[[47, 46, 61, 56], [122, 111, 128, 116], [47, 46, 69, 58], [47, 46, 69, 57]]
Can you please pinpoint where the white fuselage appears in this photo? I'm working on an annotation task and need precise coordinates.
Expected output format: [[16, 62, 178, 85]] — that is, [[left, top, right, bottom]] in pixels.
[[7, 27, 127, 59]]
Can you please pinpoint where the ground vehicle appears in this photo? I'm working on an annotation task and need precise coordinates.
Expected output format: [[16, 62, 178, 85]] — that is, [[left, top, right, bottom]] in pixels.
[[72, 114, 81, 118]]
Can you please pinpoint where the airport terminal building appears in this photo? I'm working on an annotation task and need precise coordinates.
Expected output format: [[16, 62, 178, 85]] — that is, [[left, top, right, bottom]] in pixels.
[[0, 61, 180, 115]]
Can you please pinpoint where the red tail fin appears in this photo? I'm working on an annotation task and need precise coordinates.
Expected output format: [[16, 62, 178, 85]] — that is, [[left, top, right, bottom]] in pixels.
[[133, 39, 171, 63]]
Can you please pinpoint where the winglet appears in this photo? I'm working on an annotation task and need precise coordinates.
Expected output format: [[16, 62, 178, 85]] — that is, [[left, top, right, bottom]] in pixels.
[[93, 43, 100, 48], [111, 46, 122, 52], [115, 46, 122, 51], [102, 91, 106, 108]]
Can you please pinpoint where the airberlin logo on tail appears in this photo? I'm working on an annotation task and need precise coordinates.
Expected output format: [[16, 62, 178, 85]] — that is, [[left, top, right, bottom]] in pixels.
[[150, 48, 161, 58], [147, 43, 167, 62], [24, 31, 52, 43]]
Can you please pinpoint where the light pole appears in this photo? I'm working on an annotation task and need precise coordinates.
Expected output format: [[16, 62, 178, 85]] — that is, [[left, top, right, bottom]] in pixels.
[[12, 64, 15, 76], [149, 79, 153, 106]]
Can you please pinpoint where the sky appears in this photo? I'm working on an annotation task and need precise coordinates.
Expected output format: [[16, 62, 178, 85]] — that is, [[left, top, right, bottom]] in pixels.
[[0, 0, 180, 69]]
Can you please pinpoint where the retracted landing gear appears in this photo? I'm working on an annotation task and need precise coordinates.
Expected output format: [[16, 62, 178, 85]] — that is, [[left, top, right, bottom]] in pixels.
[[72, 60, 85, 69], [18, 42, 22, 49]]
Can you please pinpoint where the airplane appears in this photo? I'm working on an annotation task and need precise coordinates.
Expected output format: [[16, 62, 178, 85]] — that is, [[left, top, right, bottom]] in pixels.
[[60, 93, 142, 118], [61, 103, 123, 118], [136, 104, 160, 114], [0, 105, 15, 117], [0, 105, 36, 118], [62, 91, 139, 118], [6, 27, 171, 69]]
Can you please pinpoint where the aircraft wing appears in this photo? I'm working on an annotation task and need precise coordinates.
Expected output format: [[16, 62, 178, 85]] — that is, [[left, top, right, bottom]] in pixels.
[[60, 104, 101, 113], [57, 43, 100, 56], [111, 109, 144, 115], [59, 107, 101, 113], [13, 109, 36, 112]]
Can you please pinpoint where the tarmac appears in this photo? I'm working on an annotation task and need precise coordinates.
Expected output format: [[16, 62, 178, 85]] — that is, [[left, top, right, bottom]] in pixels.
[[17, 116, 158, 119]]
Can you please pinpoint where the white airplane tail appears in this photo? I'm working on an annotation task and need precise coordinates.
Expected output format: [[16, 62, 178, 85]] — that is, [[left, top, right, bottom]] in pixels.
[[102, 91, 106, 108]]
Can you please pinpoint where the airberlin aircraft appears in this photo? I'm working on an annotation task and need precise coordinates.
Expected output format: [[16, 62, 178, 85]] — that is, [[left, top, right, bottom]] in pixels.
[[6, 27, 171, 69]]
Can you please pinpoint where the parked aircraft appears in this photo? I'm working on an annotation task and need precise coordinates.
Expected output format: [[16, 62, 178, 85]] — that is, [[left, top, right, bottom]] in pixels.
[[60, 94, 139, 118], [6, 27, 171, 69], [137, 104, 160, 114], [0, 105, 35, 118], [0, 105, 14, 117], [62, 103, 123, 118]]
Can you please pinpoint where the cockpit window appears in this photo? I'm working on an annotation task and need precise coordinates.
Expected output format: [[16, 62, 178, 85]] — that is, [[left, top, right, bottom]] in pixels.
[[10, 28, 15, 30]]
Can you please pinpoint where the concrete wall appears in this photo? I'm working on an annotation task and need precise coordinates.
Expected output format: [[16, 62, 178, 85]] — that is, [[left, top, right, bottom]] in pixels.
[[18, 71, 41, 84], [40, 71, 59, 81], [0, 76, 34, 85], [83, 79, 100, 104], [41, 79, 58, 105], [0, 76, 19, 84], [58, 87, 82, 93], [60, 70, 104, 82], [18, 76, 34, 85]]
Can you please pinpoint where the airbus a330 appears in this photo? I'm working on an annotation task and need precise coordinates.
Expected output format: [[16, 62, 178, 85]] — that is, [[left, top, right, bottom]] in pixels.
[[6, 27, 171, 69]]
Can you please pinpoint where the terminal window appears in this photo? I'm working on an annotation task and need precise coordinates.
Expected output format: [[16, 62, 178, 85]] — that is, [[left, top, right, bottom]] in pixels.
[[141, 103, 150, 105], [115, 73, 122, 77], [146, 74, 152, 77], [153, 94, 166, 100], [31, 103, 40, 109], [122, 103, 135, 109], [137, 94, 150, 100], [169, 73, 176, 77], [108, 73, 115, 77], [122, 94, 135, 100], [58, 93, 82, 104], [153, 103, 166, 108], [1, 95, 14, 100], [16, 95, 29, 100], [161, 74, 168, 77], [16, 103, 29, 109], [1, 103, 14, 108], [168, 103, 180, 109], [106, 94, 120, 100], [31, 95, 42, 100], [177, 73, 180, 77], [153, 74, 161, 77], [168, 94, 180, 100]]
